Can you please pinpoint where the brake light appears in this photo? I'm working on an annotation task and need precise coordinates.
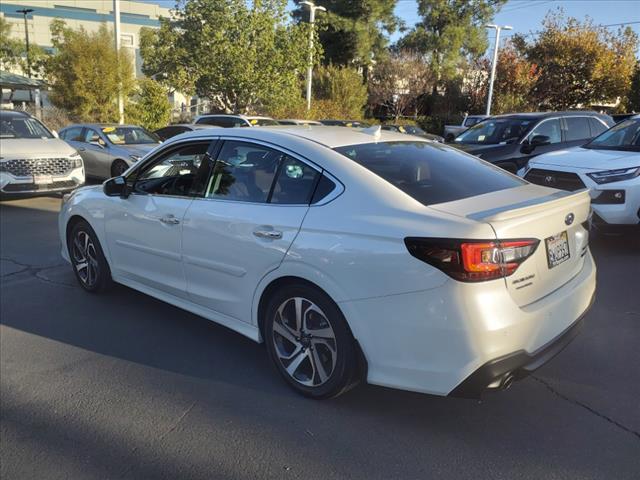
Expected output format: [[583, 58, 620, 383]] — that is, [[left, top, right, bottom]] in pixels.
[[405, 238, 539, 282]]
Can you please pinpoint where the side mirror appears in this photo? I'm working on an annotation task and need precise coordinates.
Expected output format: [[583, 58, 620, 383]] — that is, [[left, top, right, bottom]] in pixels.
[[530, 135, 551, 147], [90, 140, 105, 148], [103, 176, 128, 197]]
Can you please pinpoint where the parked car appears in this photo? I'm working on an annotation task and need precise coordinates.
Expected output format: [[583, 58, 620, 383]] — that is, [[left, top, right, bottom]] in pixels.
[[381, 124, 444, 143], [444, 114, 488, 142], [522, 115, 640, 226], [277, 119, 323, 126], [154, 124, 214, 141], [452, 111, 614, 173], [59, 126, 595, 399], [319, 119, 371, 128], [194, 114, 279, 127], [59, 124, 160, 179], [0, 110, 84, 197]]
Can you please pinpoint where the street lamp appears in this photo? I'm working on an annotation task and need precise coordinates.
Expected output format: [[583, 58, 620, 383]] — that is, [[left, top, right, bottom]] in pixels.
[[485, 24, 512, 116], [301, 1, 326, 111], [16, 9, 34, 79]]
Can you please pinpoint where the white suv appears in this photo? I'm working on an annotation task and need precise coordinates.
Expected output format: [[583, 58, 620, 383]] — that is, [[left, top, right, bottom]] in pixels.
[[0, 110, 84, 198], [194, 114, 279, 128]]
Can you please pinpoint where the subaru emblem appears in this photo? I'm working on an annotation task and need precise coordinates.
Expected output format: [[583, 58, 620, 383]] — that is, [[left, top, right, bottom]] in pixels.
[[565, 213, 575, 226]]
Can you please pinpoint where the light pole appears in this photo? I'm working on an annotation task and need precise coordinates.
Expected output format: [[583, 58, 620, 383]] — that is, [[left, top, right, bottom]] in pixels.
[[16, 9, 34, 79], [485, 24, 512, 116], [301, 1, 326, 111], [113, 0, 124, 124]]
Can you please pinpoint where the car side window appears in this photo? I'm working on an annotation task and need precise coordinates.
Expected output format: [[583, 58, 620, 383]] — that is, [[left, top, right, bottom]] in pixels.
[[589, 118, 608, 137], [205, 141, 281, 202], [529, 119, 562, 144], [270, 156, 320, 205], [564, 117, 591, 141], [62, 127, 83, 141], [134, 142, 212, 197], [83, 129, 104, 145]]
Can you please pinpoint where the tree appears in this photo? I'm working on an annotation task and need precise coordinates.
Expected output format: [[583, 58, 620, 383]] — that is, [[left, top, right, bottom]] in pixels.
[[45, 20, 135, 122], [292, 0, 400, 70], [268, 64, 367, 119], [525, 12, 638, 109], [397, 0, 507, 87], [0, 17, 23, 71], [125, 78, 172, 130], [469, 42, 540, 114], [624, 61, 640, 112], [368, 50, 433, 120], [141, 0, 311, 115]]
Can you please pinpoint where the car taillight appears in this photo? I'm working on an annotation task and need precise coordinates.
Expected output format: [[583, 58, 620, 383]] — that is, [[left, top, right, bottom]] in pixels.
[[404, 238, 539, 282]]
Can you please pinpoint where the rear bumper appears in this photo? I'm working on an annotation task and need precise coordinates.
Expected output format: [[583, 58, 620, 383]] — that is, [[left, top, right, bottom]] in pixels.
[[449, 292, 594, 398]]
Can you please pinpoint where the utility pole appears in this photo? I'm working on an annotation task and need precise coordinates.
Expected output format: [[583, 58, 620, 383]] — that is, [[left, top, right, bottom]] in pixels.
[[113, 0, 124, 124], [301, 1, 326, 111], [16, 9, 34, 79], [485, 24, 512, 116]]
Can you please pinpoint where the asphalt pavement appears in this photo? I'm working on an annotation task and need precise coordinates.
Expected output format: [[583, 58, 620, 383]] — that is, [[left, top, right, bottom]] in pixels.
[[1, 196, 639, 480]]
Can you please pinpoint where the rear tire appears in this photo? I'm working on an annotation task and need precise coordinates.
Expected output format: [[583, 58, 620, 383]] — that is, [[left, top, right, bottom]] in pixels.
[[111, 159, 129, 178], [264, 283, 359, 399], [68, 220, 113, 293]]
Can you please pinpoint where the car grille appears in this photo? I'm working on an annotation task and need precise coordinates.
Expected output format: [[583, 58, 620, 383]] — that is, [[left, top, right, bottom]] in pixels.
[[2, 180, 79, 193], [2, 158, 73, 177], [524, 168, 586, 191]]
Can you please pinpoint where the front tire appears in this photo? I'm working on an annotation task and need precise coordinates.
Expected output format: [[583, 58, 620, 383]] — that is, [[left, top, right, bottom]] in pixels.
[[68, 220, 112, 292], [264, 284, 359, 399]]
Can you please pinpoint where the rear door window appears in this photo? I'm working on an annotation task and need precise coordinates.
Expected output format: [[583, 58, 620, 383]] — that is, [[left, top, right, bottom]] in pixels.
[[61, 126, 83, 141], [564, 117, 591, 141], [589, 118, 609, 137], [334, 142, 524, 206]]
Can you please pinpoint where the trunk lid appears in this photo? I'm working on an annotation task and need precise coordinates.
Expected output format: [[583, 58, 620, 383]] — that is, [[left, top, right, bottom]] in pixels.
[[430, 184, 591, 306]]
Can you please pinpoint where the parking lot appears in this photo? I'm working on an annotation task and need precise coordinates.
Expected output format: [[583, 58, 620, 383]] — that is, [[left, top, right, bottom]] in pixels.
[[1, 195, 639, 479]]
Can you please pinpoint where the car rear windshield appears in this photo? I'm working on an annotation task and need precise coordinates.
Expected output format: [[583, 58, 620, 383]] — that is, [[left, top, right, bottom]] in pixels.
[[334, 141, 525, 206], [455, 118, 533, 144], [0, 116, 53, 139]]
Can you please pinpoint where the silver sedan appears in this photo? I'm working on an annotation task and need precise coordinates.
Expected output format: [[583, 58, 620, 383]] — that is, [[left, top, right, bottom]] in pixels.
[[59, 124, 160, 179]]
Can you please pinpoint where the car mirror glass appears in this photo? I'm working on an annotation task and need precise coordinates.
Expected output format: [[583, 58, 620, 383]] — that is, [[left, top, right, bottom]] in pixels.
[[103, 175, 128, 197]]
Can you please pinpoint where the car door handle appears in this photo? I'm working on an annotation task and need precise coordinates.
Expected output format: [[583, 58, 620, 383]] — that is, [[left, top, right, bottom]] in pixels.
[[253, 229, 282, 240], [78, 147, 86, 151], [159, 215, 180, 225]]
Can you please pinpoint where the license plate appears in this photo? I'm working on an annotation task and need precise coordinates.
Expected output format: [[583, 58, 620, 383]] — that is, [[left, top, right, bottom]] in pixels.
[[33, 175, 53, 185], [545, 231, 570, 268]]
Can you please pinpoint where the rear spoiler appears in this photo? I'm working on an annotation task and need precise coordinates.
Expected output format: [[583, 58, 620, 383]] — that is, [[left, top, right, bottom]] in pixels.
[[466, 190, 591, 222]]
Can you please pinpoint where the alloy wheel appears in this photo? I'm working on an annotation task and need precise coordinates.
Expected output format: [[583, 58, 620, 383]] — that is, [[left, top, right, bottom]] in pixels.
[[271, 297, 337, 387], [71, 230, 99, 288]]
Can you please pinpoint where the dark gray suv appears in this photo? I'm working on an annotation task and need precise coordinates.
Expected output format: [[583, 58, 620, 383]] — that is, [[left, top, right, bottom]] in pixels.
[[452, 111, 614, 173]]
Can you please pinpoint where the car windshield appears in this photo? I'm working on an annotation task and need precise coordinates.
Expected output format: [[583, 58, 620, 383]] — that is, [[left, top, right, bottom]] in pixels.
[[0, 116, 53, 139], [334, 141, 525, 206], [583, 118, 640, 151], [101, 126, 159, 145], [455, 118, 533, 145], [248, 118, 279, 126]]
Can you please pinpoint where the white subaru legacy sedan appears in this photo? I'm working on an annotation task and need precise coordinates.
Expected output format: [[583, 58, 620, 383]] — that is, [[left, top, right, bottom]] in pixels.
[[59, 126, 596, 399], [521, 116, 640, 226]]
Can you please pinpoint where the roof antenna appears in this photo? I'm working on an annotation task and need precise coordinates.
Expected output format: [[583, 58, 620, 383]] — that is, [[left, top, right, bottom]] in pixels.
[[362, 125, 381, 138]]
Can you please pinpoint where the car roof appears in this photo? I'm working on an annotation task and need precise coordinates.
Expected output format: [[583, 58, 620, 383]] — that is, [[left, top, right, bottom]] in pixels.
[[0, 109, 31, 118], [61, 123, 142, 130], [166, 125, 417, 148], [157, 124, 213, 129], [490, 111, 606, 120], [195, 114, 274, 119]]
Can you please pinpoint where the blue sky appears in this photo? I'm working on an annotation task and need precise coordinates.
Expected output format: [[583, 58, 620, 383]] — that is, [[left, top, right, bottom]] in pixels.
[[141, 0, 640, 50]]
